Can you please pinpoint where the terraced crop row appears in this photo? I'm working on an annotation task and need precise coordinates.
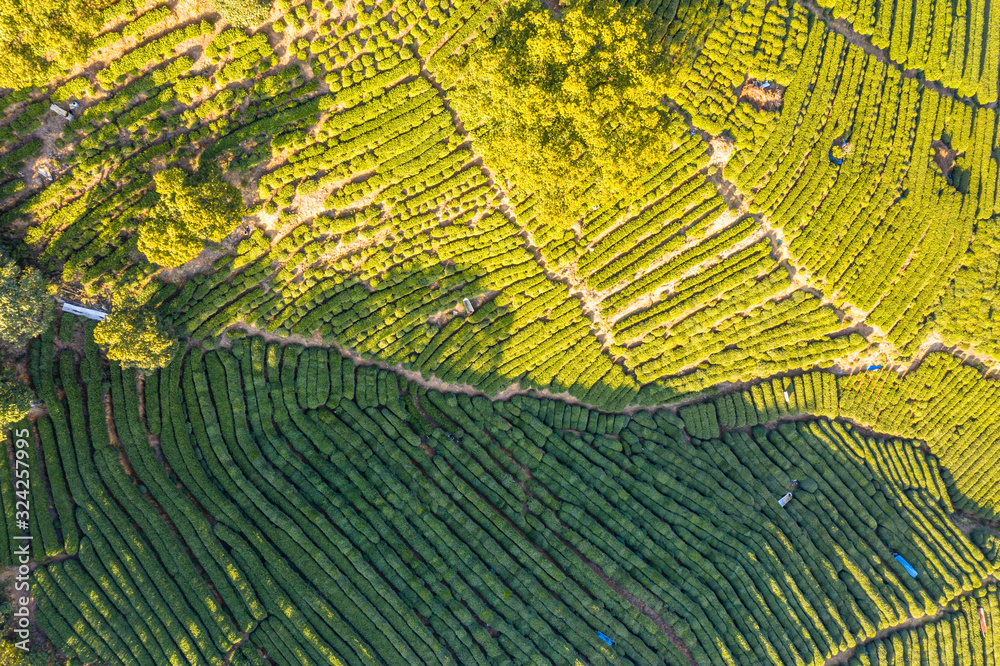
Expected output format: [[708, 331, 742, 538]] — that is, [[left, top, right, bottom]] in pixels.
[[11, 318, 994, 664], [848, 586, 1000, 664], [839, 353, 1000, 522], [647, 0, 1000, 363], [3, 1, 1000, 664], [815, 0, 1000, 104], [732, 27, 980, 354]]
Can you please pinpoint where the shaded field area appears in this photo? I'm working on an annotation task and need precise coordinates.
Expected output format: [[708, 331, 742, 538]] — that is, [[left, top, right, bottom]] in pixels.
[[5, 316, 998, 664]]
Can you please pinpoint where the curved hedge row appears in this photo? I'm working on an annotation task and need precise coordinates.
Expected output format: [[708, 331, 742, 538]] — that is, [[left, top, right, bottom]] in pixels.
[[17, 326, 997, 665], [848, 587, 1000, 665], [839, 354, 1000, 522]]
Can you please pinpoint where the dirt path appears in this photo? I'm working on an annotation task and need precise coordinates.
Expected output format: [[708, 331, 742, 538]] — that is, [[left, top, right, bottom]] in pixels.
[[221, 628, 256, 666], [226, 322, 636, 409], [0, 552, 79, 583], [416, 62, 624, 352], [824, 610, 946, 665], [793, 0, 996, 110], [663, 95, 882, 350], [569, 542, 699, 665], [229, 313, 981, 421]]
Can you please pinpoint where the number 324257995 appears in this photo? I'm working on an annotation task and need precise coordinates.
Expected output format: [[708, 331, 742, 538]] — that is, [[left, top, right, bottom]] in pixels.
[[13, 428, 30, 518]]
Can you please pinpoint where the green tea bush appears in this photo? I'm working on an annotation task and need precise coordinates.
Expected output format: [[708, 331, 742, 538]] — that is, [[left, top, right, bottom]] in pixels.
[[213, 0, 271, 27]]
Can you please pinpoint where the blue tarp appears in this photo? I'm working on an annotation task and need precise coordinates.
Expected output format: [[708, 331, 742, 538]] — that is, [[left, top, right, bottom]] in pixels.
[[867, 365, 882, 371], [828, 151, 843, 165], [597, 632, 614, 647], [892, 553, 918, 578]]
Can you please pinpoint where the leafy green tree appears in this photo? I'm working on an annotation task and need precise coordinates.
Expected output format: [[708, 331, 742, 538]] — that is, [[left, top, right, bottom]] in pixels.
[[0, 367, 31, 427], [0, 641, 55, 665], [213, 0, 271, 27], [450, 0, 681, 228], [0, 0, 103, 89], [138, 167, 246, 267], [136, 216, 206, 268], [0, 250, 52, 347], [93, 304, 175, 373]]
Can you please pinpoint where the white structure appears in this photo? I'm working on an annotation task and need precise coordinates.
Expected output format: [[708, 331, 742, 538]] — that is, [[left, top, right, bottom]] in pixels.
[[462, 298, 475, 315], [62, 302, 109, 321], [49, 104, 74, 121], [778, 492, 793, 508]]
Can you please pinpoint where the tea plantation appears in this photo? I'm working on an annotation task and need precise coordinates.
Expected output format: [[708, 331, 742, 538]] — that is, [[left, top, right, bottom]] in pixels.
[[1, 0, 1000, 662]]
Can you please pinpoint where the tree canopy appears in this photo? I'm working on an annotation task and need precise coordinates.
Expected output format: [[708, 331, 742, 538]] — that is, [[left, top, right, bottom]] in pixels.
[[450, 0, 678, 228], [93, 303, 175, 372], [0, 367, 32, 427], [137, 167, 246, 267], [0, 250, 52, 347], [0, 0, 103, 89]]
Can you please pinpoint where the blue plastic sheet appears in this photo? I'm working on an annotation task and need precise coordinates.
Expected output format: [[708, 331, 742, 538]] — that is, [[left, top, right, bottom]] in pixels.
[[892, 552, 918, 578]]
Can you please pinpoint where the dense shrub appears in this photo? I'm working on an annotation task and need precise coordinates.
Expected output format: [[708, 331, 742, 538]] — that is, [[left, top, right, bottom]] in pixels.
[[93, 303, 175, 372], [138, 167, 246, 267], [0, 367, 31, 426], [0, 249, 52, 346], [0, 0, 102, 88], [450, 0, 685, 229], [213, 0, 271, 27]]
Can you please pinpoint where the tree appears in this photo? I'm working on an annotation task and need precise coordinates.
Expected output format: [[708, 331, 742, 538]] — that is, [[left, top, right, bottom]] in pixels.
[[0, 250, 52, 348], [450, 0, 683, 229], [93, 304, 175, 373], [213, 0, 271, 27], [136, 216, 207, 268], [0, 367, 31, 427], [137, 167, 246, 267], [0, 0, 103, 89]]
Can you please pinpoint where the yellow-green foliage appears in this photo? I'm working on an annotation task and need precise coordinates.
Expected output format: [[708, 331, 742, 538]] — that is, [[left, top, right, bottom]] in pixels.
[[93, 304, 175, 372], [138, 167, 246, 267], [0, 367, 32, 427], [213, 0, 271, 27], [451, 0, 681, 228], [233, 231, 270, 269], [0, 0, 103, 88], [0, 251, 52, 347]]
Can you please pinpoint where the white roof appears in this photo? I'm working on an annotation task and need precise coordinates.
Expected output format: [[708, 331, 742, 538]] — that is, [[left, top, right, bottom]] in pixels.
[[49, 103, 72, 120], [62, 302, 109, 321]]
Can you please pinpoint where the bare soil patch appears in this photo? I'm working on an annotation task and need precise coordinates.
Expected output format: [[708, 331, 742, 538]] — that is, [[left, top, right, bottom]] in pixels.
[[931, 139, 959, 178], [738, 78, 784, 111]]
